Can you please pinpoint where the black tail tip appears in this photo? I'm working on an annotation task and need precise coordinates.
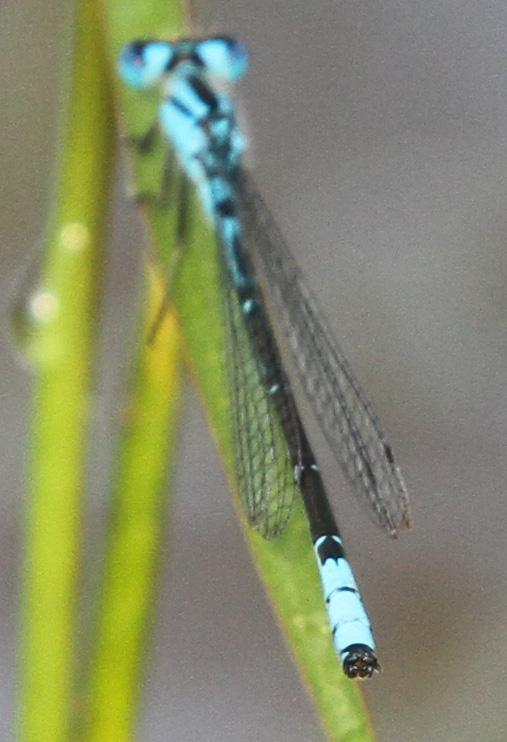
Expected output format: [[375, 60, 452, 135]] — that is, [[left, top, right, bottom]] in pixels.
[[342, 645, 381, 679]]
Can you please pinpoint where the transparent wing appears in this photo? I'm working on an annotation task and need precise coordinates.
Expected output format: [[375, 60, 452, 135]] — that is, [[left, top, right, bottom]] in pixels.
[[237, 169, 411, 535], [218, 255, 298, 539]]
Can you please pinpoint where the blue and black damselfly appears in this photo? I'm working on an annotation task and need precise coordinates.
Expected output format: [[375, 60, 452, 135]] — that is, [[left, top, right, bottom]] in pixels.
[[118, 35, 411, 679]]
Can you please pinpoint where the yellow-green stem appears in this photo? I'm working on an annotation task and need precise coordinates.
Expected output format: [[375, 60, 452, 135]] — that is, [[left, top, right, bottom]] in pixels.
[[18, 0, 114, 739], [81, 273, 183, 741]]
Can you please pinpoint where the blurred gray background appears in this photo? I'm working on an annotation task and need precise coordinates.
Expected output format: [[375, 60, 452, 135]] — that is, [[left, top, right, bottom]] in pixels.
[[3, 0, 507, 740]]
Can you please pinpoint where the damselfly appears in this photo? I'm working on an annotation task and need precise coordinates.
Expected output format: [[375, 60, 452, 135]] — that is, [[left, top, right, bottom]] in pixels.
[[118, 35, 411, 679]]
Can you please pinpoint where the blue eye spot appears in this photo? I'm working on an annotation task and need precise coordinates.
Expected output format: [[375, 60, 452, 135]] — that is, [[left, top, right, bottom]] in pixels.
[[195, 37, 249, 81]]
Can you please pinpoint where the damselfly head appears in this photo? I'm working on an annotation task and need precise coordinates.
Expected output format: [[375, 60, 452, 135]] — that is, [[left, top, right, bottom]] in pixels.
[[118, 41, 176, 89]]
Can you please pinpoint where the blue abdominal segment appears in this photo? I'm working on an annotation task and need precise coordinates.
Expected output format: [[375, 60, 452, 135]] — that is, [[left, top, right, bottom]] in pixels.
[[315, 535, 376, 671]]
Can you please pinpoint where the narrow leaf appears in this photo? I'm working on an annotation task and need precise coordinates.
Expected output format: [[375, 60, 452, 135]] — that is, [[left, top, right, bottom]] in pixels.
[[17, 1, 114, 739]]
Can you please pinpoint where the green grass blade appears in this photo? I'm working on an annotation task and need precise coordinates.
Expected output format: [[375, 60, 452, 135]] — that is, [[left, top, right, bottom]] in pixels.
[[76, 3, 187, 739], [103, 4, 375, 739], [16, 1, 115, 740], [81, 271, 183, 741]]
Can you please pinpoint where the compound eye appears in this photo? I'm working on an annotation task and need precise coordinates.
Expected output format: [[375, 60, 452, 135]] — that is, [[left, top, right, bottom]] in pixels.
[[195, 36, 249, 81], [129, 42, 148, 66], [119, 41, 176, 89], [121, 41, 150, 69]]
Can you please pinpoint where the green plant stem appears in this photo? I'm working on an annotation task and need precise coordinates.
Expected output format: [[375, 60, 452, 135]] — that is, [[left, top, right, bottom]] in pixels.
[[18, 1, 114, 739], [81, 272, 183, 741]]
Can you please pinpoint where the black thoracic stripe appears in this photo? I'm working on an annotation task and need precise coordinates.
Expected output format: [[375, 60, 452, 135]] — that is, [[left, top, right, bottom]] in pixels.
[[188, 74, 218, 112], [170, 95, 194, 119]]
